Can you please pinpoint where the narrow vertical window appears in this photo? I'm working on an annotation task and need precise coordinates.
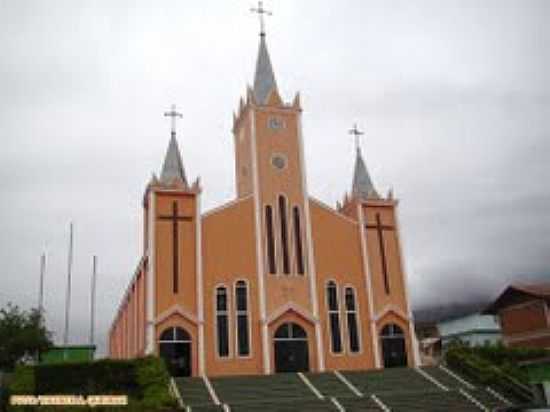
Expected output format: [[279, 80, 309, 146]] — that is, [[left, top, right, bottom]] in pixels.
[[345, 287, 360, 353], [327, 281, 342, 353], [293, 206, 305, 275], [265, 206, 276, 274], [216, 286, 229, 357], [235, 280, 250, 356], [279, 195, 290, 274]]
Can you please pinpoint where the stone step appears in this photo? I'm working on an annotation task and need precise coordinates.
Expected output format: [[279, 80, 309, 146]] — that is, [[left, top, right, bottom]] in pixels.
[[211, 373, 316, 405], [305, 372, 360, 398], [175, 377, 214, 407]]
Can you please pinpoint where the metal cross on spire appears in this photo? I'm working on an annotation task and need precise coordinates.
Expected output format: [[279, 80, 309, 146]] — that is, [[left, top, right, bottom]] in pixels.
[[349, 123, 365, 152], [164, 104, 183, 137], [250, 1, 272, 37]]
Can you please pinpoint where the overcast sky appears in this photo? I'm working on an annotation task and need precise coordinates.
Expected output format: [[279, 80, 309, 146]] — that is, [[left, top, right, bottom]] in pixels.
[[1, 0, 548, 355]]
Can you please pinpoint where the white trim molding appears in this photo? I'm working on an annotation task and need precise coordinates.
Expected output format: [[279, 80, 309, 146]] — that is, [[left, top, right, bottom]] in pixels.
[[297, 113, 325, 372], [145, 190, 156, 354], [393, 204, 421, 367], [357, 202, 381, 368], [249, 109, 270, 374], [195, 193, 205, 375]]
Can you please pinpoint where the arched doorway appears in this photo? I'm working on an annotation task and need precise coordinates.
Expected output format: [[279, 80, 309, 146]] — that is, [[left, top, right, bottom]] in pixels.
[[380, 323, 407, 368], [273, 322, 309, 373], [158, 327, 192, 376]]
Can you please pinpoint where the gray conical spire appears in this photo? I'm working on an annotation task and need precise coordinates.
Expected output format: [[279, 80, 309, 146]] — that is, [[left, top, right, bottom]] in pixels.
[[352, 147, 379, 200], [253, 35, 278, 105], [160, 133, 187, 186]]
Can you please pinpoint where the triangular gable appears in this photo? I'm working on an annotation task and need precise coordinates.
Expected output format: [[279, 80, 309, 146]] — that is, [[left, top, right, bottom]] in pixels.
[[154, 304, 199, 326], [374, 304, 410, 323], [266, 302, 317, 326]]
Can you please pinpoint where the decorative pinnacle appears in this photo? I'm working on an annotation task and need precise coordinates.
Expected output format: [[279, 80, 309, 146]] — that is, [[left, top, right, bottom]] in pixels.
[[250, 1, 272, 37], [348, 123, 364, 152], [164, 104, 183, 137]]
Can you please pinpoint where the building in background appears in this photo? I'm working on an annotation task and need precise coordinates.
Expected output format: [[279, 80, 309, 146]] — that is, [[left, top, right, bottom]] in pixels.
[[484, 283, 550, 349], [438, 313, 501, 349]]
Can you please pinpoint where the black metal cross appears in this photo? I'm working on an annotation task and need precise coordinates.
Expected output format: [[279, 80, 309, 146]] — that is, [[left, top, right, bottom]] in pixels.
[[348, 123, 364, 152], [250, 1, 272, 36], [365, 213, 394, 294], [158, 201, 193, 293]]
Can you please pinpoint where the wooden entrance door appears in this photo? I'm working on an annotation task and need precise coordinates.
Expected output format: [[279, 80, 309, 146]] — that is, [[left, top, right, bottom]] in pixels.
[[380, 324, 407, 368], [158, 327, 192, 376], [273, 322, 309, 373]]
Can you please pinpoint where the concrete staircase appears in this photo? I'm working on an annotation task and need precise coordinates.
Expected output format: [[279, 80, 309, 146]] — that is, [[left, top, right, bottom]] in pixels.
[[173, 366, 515, 411]]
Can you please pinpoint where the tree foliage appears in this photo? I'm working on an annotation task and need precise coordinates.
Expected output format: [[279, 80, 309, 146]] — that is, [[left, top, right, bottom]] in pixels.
[[0, 303, 53, 371]]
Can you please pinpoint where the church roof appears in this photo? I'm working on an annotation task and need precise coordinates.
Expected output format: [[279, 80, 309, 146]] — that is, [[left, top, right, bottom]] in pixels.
[[253, 35, 278, 105], [352, 147, 379, 200], [160, 134, 187, 186]]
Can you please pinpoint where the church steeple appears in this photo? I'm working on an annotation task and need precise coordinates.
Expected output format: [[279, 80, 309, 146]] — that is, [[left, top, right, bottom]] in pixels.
[[253, 35, 279, 105], [348, 124, 379, 200], [160, 105, 187, 186], [250, 1, 279, 105], [352, 147, 379, 200], [160, 134, 187, 186]]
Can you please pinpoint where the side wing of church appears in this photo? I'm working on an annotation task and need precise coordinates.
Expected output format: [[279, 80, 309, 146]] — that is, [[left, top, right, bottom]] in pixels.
[[108, 32, 420, 377]]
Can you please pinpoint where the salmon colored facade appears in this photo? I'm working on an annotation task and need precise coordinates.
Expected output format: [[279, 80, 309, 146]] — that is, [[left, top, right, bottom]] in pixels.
[[108, 33, 420, 377]]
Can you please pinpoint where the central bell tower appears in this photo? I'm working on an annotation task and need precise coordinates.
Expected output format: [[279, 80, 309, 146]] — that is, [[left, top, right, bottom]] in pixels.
[[232, 34, 307, 276], [232, 25, 324, 373]]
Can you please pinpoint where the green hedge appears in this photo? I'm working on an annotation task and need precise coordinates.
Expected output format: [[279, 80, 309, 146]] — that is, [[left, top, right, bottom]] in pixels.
[[445, 342, 545, 403], [5, 356, 176, 412]]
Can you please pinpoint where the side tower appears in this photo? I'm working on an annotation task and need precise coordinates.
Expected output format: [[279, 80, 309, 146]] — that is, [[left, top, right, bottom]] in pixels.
[[341, 144, 420, 368], [232, 31, 324, 373], [143, 110, 203, 376]]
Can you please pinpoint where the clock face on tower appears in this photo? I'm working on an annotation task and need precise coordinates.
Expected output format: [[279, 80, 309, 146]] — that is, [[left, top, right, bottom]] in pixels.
[[268, 117, 284, 130]]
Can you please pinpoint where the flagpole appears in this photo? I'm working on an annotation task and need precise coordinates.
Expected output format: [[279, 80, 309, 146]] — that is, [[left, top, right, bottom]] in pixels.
[[38, 253, 46, 315], [90, 255, 97, 345], [63, 222, 74, 346]]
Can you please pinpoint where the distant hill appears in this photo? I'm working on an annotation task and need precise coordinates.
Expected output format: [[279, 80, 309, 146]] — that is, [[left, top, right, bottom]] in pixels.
[[413, 299, 491, 324]]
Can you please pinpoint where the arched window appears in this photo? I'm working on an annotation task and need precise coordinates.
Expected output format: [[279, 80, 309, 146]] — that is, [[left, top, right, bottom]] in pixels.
[[235, 280, 250, 357], [293, 206, 305, 275], [216, 286, 230, 357], [344, 287, 360, 353], [326, 281, 342, 353], [159, 326, 191, 342], [279, 195, 290, 274], [265, 205, 276, 274]]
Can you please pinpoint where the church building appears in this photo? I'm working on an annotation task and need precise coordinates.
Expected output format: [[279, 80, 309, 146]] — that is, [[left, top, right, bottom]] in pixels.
[[108, 20, 420, 377]]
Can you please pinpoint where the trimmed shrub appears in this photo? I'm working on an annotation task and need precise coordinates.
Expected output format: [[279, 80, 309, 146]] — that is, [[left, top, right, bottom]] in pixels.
[[5, 356, 176, 412]]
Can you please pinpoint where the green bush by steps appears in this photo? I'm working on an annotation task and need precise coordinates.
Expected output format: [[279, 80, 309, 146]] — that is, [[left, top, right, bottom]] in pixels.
[[445, 342, 548, 403], [5, 356, 176, 412]]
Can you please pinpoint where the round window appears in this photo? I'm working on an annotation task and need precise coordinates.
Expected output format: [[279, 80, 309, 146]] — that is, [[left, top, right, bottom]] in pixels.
[[271, 154, 287, 170]]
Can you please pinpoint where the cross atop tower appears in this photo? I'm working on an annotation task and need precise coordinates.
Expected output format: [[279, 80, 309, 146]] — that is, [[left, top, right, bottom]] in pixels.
[[348, 123, 365, 152], [164, 104, 183, 137], [250, 1, 272, 37]]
